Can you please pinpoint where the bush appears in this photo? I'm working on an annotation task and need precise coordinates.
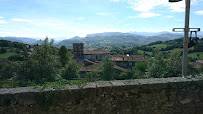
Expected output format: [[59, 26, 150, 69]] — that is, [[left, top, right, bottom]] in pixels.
[[114, 72, 132, 80], [86, 71, 98, 82], [61, 60, 80, 80], [0, 48, 6, 53], [100, 56, 115, 81], [132, 61, 148, 79]]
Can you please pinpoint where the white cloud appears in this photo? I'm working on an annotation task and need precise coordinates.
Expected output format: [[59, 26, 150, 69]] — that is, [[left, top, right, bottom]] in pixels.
[[137, 13, 160, 18], [11, 18, 32, 22], [164, 16, 174, 18], [0, 20, 7, 24], [167, 1, 185, 12], [128, 0, 166, 12], [194, 10, 203, 15], [0, 17, 4, 19], [110, 0, 120, 2], [127, 0, 198, 12], [125, 24, 131, 26]]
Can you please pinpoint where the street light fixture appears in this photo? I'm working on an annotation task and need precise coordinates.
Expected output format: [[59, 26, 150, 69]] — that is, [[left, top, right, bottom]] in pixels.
[[169, 0, 182, 2]]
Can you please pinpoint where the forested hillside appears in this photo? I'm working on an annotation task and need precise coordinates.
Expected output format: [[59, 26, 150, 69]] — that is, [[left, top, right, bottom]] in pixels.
[[0, 40, 29, 59], [110, 38, 203, 61], [0, 37, 38, 45]]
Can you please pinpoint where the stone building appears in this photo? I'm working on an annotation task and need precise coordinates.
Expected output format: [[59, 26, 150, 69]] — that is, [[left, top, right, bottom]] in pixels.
[[84, 50, 110, 61], [112, 54, 150, 69], [73, 43, 84, 59], [195, 59, 203, 72], [73, 43, 109, 61]]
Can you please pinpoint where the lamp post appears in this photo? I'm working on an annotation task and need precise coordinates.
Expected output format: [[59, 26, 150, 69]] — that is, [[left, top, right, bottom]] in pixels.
[[182, 0, 190, 77], [169, 0, 190, 77]]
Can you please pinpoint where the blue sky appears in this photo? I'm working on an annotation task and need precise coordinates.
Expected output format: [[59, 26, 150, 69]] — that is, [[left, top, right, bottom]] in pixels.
[[0, 0, 203, 40]]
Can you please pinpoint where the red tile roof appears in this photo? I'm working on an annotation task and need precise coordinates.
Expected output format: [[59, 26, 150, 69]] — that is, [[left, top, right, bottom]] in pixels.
[[114, 65, 129, 72], [84, 50, 110, 55], [112, 54, 150, 62], [79, 60, 101, 72]]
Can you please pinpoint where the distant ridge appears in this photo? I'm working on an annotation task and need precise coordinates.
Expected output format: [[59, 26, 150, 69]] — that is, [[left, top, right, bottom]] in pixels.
[[0, 37, 38, 45], [58, 32, 184, 49]]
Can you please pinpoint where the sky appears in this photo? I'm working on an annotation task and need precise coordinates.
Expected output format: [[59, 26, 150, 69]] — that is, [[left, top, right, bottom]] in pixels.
[[0, 0, 203, 40]]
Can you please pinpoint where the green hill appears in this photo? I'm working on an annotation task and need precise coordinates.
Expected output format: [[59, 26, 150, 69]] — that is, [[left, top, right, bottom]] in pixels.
[[110, 38, 203, 61], [0, 40, 28, 59]]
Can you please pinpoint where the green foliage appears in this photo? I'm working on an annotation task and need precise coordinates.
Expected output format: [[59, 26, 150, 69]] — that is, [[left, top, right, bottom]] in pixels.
[[165, 52, 182, 77], [132, 61, 148, 79], [61, 60, 80, 80], [86, 70, 98, 82], [0, 37, 61, 85], [58, 45, 72, 67], [0, 52, 17, 59], [0, 48, 7, 53], [115, 72, 133, 80], [147, 52, 168, 78], [146, 51, 182, 78], [0, 62, 17, 80], [28, 37, 60, 82], [187, 62, 200, 75], [0, 40, 26, 49], [8, 55, 24, 61], [100, 56, 115, 80]]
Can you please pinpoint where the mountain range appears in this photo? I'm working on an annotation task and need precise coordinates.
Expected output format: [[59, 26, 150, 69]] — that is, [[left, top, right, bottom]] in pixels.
[[0, 37, 38, 45], [57, 32, 185, 49], [1, 31, 203, 49]]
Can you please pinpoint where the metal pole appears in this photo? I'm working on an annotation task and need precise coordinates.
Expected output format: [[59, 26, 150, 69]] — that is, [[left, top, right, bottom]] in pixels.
[[182, 0, 190, 77]]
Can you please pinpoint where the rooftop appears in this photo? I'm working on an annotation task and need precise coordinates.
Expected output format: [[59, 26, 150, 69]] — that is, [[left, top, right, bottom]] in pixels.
[[84, 50, 110, 55], [112, 54, 150, 62]]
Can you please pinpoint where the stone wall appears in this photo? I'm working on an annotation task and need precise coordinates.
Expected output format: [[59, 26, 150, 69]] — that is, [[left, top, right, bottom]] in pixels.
[[0, 77, 203, 114]]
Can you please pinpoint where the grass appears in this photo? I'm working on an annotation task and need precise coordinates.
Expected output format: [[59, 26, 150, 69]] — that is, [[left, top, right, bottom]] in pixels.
[[0, 52, 17, 58], [148, 44, 168, 49], [188, 52, 203, 59], [137, 50, 153, 56]]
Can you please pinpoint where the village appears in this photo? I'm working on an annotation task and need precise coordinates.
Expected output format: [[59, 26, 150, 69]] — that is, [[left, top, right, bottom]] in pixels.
[[72, 43, 150, 77]]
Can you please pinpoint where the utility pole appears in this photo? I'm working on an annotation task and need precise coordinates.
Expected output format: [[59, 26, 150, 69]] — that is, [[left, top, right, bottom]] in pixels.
[[182, 0, 190, 77], [170, 0, 200, 77]]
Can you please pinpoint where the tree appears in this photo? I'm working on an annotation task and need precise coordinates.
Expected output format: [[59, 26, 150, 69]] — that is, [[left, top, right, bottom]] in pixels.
[[146, 51, 167, 78], [146, 51, 182, 78], [100, 56, 115, 80], [58, 45, 72, 67], [61, 60, 80, 80], [133, 61, 148, 79], [0, 37, 61, 85], [86, 70, 98, 82], [165, 52, 182, 77], [0, 48, 6, 53], [28, 37, 60, 82]]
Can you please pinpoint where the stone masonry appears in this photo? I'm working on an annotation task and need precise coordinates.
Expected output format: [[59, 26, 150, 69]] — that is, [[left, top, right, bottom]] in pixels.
[[0, 77, 203, 114]]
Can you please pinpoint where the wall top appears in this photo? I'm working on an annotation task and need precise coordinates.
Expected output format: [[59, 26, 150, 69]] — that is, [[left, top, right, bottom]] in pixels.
[[0, 77, 202, 95]]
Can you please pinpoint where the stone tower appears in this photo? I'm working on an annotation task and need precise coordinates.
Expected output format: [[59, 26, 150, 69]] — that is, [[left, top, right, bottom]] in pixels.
[[73, 43, 84, 59]]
